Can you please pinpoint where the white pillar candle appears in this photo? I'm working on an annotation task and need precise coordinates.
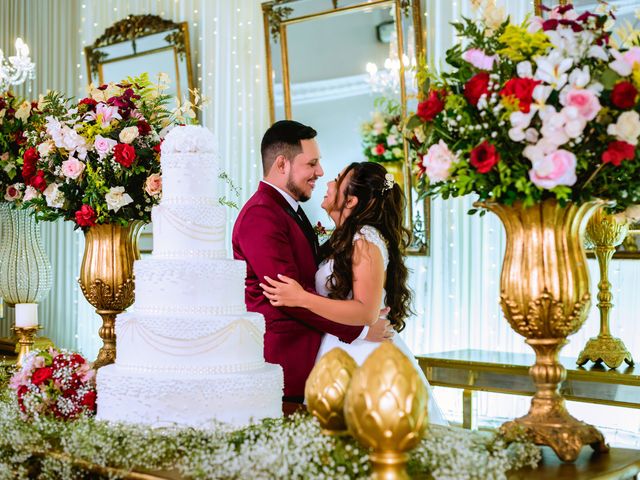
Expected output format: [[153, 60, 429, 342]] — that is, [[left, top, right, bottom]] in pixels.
[[15, 303, 38, 328]]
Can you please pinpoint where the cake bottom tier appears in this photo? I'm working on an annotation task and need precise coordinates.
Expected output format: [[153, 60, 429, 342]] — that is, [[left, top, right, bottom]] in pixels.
[[96, 363, 283, 428]]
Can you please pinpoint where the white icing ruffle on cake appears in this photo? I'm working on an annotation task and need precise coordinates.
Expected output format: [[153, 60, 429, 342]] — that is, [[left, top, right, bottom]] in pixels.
[[161, 125, 218, 154], [96, 363, 283, 427], [134, 258, 246, 313], [115, 312, 266, 372]]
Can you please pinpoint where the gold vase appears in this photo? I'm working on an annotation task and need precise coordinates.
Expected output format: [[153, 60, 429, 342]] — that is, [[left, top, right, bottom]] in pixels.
[[577, 208, 634, 369], [79, 222, 143, 369], [304, 347, 358, 435], [344, 342, 428, 480], [481, 199, 608, 462]]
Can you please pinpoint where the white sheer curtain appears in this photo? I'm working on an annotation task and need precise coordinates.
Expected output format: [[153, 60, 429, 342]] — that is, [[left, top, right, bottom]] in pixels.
[[400, 0, 640, 446]]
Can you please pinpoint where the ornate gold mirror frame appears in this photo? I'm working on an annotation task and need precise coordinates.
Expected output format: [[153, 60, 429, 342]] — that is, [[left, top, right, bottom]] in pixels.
[[85, 14, 195, 255], [262, 0, 429, 255], [84, 14, 195, 103]]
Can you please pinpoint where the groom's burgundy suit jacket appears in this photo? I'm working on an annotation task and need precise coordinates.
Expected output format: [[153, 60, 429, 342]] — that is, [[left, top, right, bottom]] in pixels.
[[232, 182, 363, 398]]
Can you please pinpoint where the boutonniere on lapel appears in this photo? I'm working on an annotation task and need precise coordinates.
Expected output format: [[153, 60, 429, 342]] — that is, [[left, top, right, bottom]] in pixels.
[[313, 221, 330, 241]]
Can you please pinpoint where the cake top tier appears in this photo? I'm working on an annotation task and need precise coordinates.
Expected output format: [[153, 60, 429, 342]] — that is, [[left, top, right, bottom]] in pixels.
[[161, 125, 217, 155]]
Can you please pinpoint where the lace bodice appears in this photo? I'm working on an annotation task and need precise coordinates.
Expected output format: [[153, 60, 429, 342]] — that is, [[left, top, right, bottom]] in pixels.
[[315, 226, 388, 303]]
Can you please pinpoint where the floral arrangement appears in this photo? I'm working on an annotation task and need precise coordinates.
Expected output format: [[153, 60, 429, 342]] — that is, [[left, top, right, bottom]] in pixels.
[[20, 73, 174, 228], [8, 348, 96, 421], [362, 99, 405, 163], [0, 92, 36, 205], [0, 372, 541, 480], [406, 1, 640, 213]]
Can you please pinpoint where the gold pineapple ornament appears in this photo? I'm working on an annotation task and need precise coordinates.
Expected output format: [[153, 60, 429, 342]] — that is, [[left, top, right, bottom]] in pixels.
[[344, 342, 428, 480], [304, 347, 358, 435]]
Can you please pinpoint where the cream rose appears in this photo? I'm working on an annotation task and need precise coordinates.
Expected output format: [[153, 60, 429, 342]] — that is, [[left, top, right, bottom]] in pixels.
[[37, 140, 55, 158], [144, 173, 162, 197], [4, 183, 22, 202], [15, 101, 31, 122], [43, 183, 65, 208], [421, 140, 458, 182], [119, 126, 139, 144], [608, 111, 640, 146], [105, 186, 133, 213]]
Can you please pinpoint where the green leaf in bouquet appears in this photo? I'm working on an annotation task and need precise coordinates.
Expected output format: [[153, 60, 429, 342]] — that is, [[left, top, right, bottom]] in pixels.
[[599, 68, 620, 90]]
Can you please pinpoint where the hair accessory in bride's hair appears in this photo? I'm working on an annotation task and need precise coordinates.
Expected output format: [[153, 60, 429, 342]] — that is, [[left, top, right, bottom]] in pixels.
[[382, 173, 394, 193]]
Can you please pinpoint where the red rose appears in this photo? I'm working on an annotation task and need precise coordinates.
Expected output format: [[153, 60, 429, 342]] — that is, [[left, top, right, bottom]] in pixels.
[[22, 148, 38, 182], [137, 120, 151, 136], [374, 143, 386, 155], [70, 353, 86, 366], [153, 142, 162, 154], [417, 89, 446, 122], [113, 143, 136, 168], [6, 186, 18, 198], [611, 81, 638, 110], [75, 205, 97, 227], [30, 170, 47, 192], [79, 97, 97, 108], [602, 141, 635, 166], [81, 390, 97, 411], [17, 385, 28, 398], [31, 367, 53, 386], [464, 72, 490, 107], [500, 77, 541, 113], [470, 140, 500, 173]]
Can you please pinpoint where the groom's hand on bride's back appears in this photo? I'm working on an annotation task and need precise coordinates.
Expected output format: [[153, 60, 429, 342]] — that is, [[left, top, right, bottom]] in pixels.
[[364, 307, 394, 343]]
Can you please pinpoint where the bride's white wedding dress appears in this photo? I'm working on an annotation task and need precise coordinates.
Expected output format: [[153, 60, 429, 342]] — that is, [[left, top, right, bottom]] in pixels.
[[315, 226, 448, 425]]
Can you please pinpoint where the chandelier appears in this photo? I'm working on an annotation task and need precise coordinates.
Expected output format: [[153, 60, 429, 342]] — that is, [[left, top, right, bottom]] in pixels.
[[365, 27, 417, 97], [0, 38, 35, 93]]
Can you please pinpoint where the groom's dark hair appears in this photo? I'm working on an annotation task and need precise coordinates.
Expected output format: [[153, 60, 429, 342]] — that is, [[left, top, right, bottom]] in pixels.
[[260, 120, 317, 174]]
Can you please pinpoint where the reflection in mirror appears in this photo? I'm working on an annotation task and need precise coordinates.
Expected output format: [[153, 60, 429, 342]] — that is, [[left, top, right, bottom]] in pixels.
[[85, 15, 196, 254], [263, 0, 429, 254]]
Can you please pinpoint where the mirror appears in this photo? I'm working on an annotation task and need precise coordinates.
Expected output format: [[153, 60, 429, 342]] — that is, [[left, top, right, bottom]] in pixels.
[[85, 14, 195, 110], [262, 0, 429, 255], [85, 15, 195, 255]]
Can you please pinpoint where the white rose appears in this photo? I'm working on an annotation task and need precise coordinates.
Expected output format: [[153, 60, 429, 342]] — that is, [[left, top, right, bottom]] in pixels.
[[37, 140, 55, 158], [105, 186, 133, 213], [119, 126, 139, 144], [43, 183, 65, 208], [15, 101, 31, 122], [608, 111, 640, 146]]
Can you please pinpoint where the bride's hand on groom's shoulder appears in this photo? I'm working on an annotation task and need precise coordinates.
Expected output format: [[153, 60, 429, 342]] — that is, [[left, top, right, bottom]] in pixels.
[[260, 274, 306, 308]]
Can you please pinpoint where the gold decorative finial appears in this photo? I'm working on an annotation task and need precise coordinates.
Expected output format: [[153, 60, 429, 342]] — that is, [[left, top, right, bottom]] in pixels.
[[344, 342, 428, 480], [305, 348, 358, 435]]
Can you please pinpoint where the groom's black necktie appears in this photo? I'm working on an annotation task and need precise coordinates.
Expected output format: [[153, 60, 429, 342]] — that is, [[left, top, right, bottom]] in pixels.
[[295, 205, 320, 264]]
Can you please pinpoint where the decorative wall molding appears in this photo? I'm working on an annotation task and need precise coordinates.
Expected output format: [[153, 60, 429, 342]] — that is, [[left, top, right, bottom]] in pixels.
[[274, 74, 371, 106]]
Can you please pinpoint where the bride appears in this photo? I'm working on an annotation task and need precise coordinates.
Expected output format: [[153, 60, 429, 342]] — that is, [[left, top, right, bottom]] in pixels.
[[261, 161, 447, 425]]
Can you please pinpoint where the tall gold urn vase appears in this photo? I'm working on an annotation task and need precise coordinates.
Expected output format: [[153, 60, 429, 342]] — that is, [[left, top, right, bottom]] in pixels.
[[482, 199, 608, 462], [79, 222, 143, 369]]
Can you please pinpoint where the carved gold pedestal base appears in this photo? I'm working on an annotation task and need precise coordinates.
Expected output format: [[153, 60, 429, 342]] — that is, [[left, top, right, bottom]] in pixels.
[[93, 310, 119, 369], [577, 335, 634, 369], [369, 451, 410, 480], [501, 403, 609, 462], [12, 326, 41, 368]]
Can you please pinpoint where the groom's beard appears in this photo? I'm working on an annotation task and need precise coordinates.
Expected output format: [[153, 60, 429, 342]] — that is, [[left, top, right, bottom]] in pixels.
[[286, 175, 312, 202]]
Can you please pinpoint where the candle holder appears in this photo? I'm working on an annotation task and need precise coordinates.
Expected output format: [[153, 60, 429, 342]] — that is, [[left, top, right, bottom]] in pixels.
[[12, 325, 41, 368]]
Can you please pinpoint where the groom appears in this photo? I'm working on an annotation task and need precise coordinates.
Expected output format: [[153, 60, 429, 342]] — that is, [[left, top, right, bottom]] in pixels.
[[232, 120, 391, 402]]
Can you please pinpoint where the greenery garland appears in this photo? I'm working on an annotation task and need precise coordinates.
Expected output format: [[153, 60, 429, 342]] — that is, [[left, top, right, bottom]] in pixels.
[[0, 373, 540, 479]]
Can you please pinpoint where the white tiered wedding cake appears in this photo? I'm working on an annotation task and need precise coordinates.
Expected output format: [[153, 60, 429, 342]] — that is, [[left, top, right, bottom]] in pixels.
[[96, 125, 283, 427]]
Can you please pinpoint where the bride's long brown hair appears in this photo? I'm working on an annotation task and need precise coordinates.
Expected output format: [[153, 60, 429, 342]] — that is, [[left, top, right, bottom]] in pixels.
[[321, 162, 413, 331]]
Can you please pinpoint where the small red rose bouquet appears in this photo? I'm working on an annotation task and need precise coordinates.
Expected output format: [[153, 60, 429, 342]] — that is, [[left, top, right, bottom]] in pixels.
[[9, 348, 97, 420], [20, 73, 172, 228], [361, 100, 405, 164]]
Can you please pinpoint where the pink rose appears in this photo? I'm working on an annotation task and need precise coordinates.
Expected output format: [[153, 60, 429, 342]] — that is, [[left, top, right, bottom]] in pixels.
[[529, 149, 577, 189], [420, 140, 457, 182], [61, 157, 86, 180], [462, 48, 498, 71], [93, 134, 117, 159], [144, 173, 162, 197], [623, 47, 640, 69], [562, 89, 601, 121]]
